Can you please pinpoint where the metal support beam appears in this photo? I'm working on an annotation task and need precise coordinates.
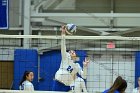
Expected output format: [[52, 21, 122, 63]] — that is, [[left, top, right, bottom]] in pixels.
[[8, 27, 59, 31], [43, 0, 63, 10], [106, 27, 140, 36], [89, 28, 130, 31], [34, 0, 63, 13], [110, 0, 115, 32], [34, 0, 46, 12], [8, 27, 130, 32], [31, 13, 140, 18], [24, 0, 31, 48], [111, 0, 115, 12], [19, 0, 23, 26]]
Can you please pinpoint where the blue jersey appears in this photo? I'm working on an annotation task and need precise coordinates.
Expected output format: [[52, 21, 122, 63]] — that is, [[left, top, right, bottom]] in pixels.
[[102, 89, 119, 93]]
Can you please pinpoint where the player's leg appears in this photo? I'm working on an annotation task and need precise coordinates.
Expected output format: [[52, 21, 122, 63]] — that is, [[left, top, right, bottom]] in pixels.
[[52, 80, 71, 92]]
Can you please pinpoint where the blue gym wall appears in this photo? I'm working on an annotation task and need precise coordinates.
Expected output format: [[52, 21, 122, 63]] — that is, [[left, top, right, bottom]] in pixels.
[[135, 51, 140, 88], [13, 49, 38, 90], [14, 49, 87, 90]]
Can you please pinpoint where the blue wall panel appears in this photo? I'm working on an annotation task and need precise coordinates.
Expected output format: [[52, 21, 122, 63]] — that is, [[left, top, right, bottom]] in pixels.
[[13, 49, 87, 91], [38, 50, 61, 90], [135, 52, 140, 87], [13, 49, 38, 90], [0, 0, 9, 29]]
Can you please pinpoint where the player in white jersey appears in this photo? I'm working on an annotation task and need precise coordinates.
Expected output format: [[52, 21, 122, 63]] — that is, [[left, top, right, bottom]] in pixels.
[[70, 76, 88, 93], [132, 77, 140, 93], [52, 25, 89, 92], [19, 71, 34, 91]]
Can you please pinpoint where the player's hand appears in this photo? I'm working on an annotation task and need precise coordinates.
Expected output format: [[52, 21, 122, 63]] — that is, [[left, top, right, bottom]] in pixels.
[[61, 25, 66, 35], [61, 25, 73, 35], [83, 57, 90, 67]]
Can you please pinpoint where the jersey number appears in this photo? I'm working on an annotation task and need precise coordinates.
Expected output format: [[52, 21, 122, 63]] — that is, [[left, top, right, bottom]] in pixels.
[[67, 66, 73, 73], [21, 84, 24, 90]]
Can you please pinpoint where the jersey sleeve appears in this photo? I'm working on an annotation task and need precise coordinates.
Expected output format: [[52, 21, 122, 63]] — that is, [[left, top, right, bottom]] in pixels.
[[24, 83, 34, 91], [132, 88, 137, 93], [77, 63, 87, 79], [102, 89, 109, 93]]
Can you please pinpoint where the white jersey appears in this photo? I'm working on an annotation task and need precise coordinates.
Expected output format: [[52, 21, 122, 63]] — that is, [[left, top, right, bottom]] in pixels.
[[55, 34, 87, 86], [70, 77, 88, 93], [132, 87, 140, 93], [19, 80, 34, 91]]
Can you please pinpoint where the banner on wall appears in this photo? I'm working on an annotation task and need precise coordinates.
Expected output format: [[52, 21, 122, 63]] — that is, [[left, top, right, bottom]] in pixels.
[[0, 0, 9, 29]]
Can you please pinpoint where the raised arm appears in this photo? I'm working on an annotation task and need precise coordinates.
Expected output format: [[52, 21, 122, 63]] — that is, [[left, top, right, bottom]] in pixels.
[[77, 57, 90, 79], [61, 26, 67, 62]]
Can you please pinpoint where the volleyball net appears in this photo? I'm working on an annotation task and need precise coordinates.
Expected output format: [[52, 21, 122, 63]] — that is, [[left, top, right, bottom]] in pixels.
[[0, 35, 139, 93]]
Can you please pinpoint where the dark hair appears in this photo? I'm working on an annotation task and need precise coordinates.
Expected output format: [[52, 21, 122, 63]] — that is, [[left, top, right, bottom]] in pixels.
[[118, 79, 127, 93], [108, 76, 123, 93], [19, 71, 33, 85]]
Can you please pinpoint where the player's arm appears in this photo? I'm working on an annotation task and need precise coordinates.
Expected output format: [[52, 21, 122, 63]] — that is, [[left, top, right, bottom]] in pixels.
[[132, 88, 137, 93], [77, 57, 90, 79], [77, 64, 87, 79], [80, 78, 88, 93], [61, 26, 67, 62]]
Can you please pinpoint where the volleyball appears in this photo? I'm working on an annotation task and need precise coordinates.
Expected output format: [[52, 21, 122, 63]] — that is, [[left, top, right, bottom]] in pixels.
[[66, 23, 77, 34]]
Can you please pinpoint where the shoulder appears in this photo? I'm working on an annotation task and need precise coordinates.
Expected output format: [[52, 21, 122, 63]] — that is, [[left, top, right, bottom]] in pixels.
[[75, 63, 80, 67], [66, 52, 71, 59], [23, 81, 33, 86], [102, 89, 109, 93], [132, 88, 138, 92]]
